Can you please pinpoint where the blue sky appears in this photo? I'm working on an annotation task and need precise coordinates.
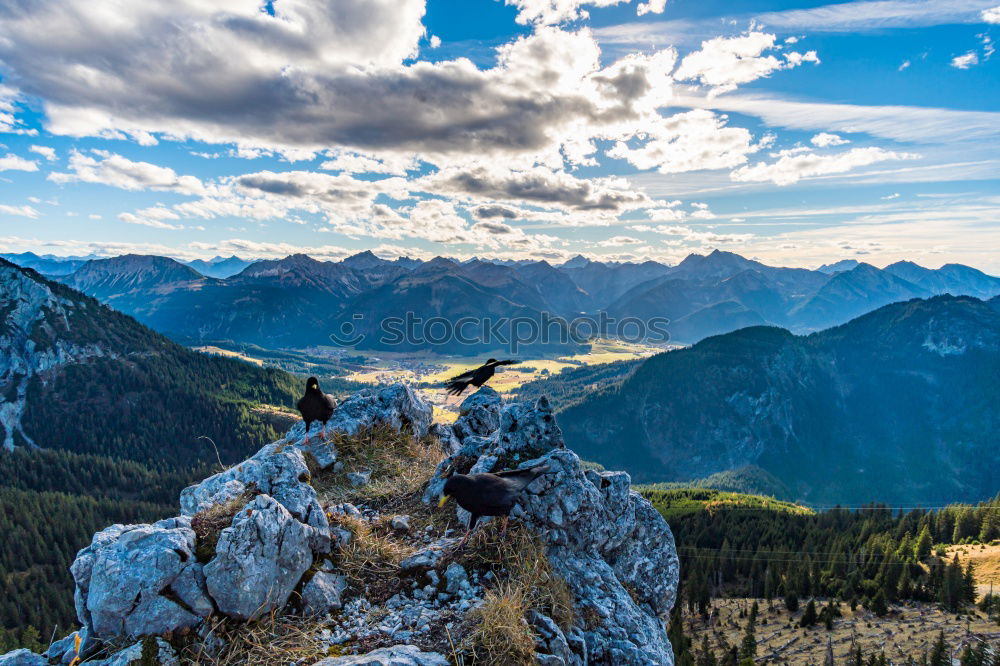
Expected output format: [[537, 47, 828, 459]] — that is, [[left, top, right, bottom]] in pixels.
[[0, 0, 998, 271]]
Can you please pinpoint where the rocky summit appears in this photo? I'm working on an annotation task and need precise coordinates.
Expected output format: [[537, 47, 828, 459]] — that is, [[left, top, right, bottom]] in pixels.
[[3, 383, 678, 665]]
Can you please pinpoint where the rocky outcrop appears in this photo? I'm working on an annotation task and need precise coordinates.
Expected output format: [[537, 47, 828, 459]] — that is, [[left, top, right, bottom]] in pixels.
[[0, 650, 47, 666], [284, 383, 433, 468], [70, 516, 212, 640], [433, 391, 679, 665], [179, 446, 331, 552], [3, 383, 678, 666], [204, 494, 314, 620]]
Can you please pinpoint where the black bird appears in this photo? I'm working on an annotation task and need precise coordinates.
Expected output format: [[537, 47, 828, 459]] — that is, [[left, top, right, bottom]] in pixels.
[[437, 463, 551, 545], [296, 376, 336, 444], [444, 358, 519, 396]]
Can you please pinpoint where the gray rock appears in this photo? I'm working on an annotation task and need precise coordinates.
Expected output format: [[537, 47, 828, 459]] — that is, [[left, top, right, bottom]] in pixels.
[[301, 571, 348, 615], [443, 563, 468, 594], [70, 517, 212, 640], [390, 515, 411, 532], [0, 649, 46, 666], [288, 384, 433, 449], [529, 610, 576, 666], [347, 470, 372, 487], [313, 644, 448, 665], [428, 423, 461, 456], [438, 393, 679, 665], [179, 447, 331, 554], [85, 638, 178, 666], [453, 387, 503, 443], [398, 538, 460, 571], [204, 494, 314, 620]]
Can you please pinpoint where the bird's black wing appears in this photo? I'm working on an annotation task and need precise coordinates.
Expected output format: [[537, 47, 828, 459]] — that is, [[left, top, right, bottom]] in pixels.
[[296, 395, 311, 418], [320, 393, 336, 421], [444, 367, 479, 396], [493, 463, 552, 493]]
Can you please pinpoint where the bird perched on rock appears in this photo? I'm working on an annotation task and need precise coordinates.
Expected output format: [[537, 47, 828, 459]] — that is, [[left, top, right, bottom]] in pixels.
[[438, 463, 551, 545], [296, 376, 336, 444], [444, 358, 518, 396]]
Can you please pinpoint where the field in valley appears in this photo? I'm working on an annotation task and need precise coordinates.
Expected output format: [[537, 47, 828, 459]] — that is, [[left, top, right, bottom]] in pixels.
[[686, 598, 1000, 665], [946, 543, 1000, 600]]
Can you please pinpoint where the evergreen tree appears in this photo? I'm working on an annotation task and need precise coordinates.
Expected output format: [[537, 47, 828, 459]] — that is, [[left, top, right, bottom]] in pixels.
[[784, 592, 799, 613], [928, 632, 949, 666], [800, 599, 818, 627]]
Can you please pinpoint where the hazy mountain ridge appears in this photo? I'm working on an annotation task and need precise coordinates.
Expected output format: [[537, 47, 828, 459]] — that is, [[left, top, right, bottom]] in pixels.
[[2, 249, 993, 350], [559, 294, 1000, 504]]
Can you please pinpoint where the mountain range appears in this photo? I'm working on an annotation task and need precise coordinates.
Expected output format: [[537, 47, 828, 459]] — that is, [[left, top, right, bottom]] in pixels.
[[559, 294, 1000, 504], [5, 249, 1000, 351]]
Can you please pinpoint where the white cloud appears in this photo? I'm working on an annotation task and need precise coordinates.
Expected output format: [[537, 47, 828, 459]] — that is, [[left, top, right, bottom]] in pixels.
[[951, 51, 979, 68], [757, 0, 994, 31], [429, 35, 442, 48], [636, 0, 667, 17], [420, 165, 651, 212], [607, 109, 758, 174], [881, 192, 901, 200], [982, 5, 1000, 22], [898, 59, 911, 70], [319, 151, 418, 176], [731, 147, 919, 185], [810, 132, 849, 147], [28, 145, 57, 161], [49, 150, 205, 195], [0, 204, 40, 218], [679, 94, 1000, 145], [118, 212, 184, 230], [506, 0, 629, 25], [0, 154, 39, 172], [674, 32, 819, 94], [598, 235, 642, 246]]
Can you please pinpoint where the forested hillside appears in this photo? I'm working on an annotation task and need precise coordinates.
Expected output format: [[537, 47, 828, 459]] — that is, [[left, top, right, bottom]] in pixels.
[[0, 260, 304, 647], [561, 295, 1000, 504], [654, 488, 1000, 616]]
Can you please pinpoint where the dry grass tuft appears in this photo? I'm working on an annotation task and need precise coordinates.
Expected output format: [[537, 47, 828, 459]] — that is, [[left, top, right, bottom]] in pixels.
[[191, 484, 260, 563], [457, 522, 575, 631], [329, 512, 415, 603], [179, 613, 330, 666], [313, 424, 443, 508], [452, 522, 577, 664], [462, 582, 537, 666]]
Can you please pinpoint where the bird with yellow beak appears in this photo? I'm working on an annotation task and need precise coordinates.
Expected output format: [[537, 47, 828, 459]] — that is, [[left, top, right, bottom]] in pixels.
[[437, 463, 551, 547]]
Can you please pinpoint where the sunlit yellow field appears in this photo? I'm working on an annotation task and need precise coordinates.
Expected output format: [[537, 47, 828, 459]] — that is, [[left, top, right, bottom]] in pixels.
[[344, 338, 673, 415]]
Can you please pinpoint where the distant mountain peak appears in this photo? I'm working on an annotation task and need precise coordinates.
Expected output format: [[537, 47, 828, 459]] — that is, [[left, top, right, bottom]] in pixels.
[[817, 259, 860, 274], [342, 250, 389, 271], [560, 254, 593, 269]]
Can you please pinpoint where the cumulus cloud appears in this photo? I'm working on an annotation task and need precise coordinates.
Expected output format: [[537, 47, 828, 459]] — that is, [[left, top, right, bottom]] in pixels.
[[674, 32, 819, 94], [118, 211, 184, 230], [506, 0, 629, 25], [49, 150, 205, 195], [636, 0, 667, 16], [421, 165, 651, 212], [598, 235, 642, 246], [810, 132, 849, 147], [29, 145, 57, 161], [983, 6, 1000, 22], [607, 109, 757, 173], [731, 147, 919, 185], [472, 205, 522, 219], [0, 204, 40, 218], [0, 154, 39, 172], [951, 51, 979, 68]]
